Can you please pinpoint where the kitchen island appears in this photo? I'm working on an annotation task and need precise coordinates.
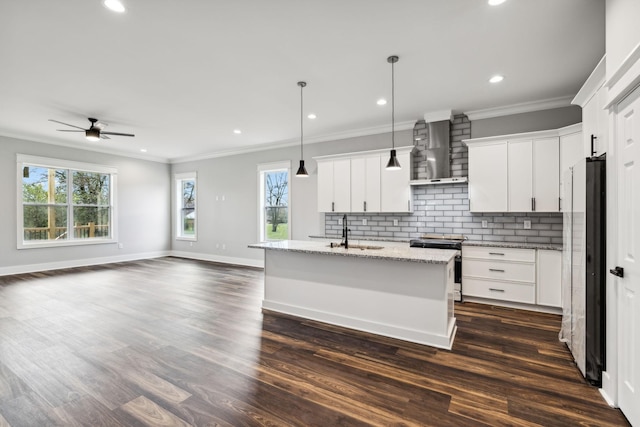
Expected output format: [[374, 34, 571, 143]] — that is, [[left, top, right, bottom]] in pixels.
[[249, 240, 458, 349]]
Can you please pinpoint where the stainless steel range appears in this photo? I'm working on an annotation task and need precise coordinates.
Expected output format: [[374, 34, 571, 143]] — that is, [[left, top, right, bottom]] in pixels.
[[410, 234, 464, 302]]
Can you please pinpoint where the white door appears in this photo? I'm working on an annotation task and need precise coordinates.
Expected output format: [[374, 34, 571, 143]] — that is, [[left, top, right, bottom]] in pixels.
[[616, 86, 640, 426], [468, 142, 508, 212], [533, 137, 560, 212]]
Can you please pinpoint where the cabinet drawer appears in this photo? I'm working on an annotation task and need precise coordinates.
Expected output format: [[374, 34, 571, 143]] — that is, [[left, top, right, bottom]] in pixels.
[[463, 259, 535, 283], [463, 278, 535, 304], [462, 246, 535, 262]]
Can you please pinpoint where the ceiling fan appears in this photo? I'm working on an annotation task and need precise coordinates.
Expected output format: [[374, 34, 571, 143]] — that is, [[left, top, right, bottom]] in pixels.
[[49, 117, 135, 141]]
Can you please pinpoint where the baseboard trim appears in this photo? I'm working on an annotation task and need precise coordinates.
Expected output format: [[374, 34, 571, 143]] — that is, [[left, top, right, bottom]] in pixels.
[[170, 251, 264, 269], [462, 296, 563, 315], [0, 251, 171, 276]]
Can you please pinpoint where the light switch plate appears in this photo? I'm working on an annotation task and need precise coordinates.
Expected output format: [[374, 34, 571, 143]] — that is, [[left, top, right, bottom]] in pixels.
[[393, 219, 399, 226], [338, 218, 343, 225], [524, 220, 531, 229], [482, 220, 488, 228], [362, 219, 367, 226]]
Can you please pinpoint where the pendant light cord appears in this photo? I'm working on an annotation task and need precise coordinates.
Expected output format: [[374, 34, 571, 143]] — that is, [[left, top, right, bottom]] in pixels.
[[391, 59, 395, 150], [300, 83, 304, 160]]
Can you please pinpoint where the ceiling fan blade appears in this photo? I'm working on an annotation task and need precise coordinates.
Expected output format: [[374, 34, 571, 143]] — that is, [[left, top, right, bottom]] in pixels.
[[57, 129, 84, 132], [101, 132, 135, 137], [48, 119, 86, 130], [100, 135, 111, 140]]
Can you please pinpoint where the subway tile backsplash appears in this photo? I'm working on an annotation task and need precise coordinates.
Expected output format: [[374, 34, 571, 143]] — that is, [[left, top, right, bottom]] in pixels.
[[324, 183, 563, 244]]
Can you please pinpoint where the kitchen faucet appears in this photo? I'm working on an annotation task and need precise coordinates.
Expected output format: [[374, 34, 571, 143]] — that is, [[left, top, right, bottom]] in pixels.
[[342, 213, 350, 249]]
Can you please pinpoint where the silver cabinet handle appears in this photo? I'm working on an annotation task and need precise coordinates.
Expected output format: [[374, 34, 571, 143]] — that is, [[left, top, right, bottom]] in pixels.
[[332, 202, 335, 212], [408, 200, 411, 211], [364, 201, 367, 212], [488, 252, 505, 256], [489, 288, 505, 292], [489, 268, 505, 272], [531, 197, 535, 211]]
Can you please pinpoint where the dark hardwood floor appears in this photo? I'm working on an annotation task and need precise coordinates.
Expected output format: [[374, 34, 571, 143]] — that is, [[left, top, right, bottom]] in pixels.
[[0, 257, 629, 426]]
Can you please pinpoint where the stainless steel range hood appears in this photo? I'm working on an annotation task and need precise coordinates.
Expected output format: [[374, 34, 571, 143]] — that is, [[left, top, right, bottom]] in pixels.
[[410, 118, 468, 185]]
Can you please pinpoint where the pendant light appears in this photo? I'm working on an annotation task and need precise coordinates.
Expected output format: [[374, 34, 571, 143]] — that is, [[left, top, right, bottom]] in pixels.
[[385, 55, 401, 170], [296, 81, 309, 177]]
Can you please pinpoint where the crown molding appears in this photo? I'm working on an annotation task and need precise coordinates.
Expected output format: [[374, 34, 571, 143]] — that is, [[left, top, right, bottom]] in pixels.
[[423, 110, 453, 123], [464, 96, 575, 121], [605, 41, 640, 108], [170, 120, 416, 164], [572, 55, 606, 107]]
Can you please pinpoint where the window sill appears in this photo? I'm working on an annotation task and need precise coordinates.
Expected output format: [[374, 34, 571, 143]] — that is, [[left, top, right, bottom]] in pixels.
[[176, 236, 197, 242], [17, 238, 117, 250]]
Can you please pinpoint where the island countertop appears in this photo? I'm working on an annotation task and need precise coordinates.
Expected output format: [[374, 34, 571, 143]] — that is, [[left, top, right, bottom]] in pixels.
[[249, 240, 457, 264]]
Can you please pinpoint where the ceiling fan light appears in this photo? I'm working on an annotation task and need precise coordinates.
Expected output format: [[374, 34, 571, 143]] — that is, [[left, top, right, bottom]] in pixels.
[[86, 128, 100, 141]]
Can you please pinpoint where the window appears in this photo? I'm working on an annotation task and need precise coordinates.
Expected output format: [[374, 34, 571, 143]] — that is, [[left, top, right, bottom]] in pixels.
[[258, 162, 290, 241], [17, 154, 117, 248], [175, 172, 197, 240]]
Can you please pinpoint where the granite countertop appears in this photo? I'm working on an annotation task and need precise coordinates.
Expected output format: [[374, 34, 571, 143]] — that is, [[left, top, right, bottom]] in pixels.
[[308, 235, 411, 243], [249, 240, 457, 264], [462, 240, 563, 251]]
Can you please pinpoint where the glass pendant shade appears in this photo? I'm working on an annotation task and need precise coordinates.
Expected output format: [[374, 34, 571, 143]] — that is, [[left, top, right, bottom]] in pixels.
[[85, 128, 100, 141]]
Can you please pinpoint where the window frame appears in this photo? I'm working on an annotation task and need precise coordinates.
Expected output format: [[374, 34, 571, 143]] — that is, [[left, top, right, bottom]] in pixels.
[[16, 154, 118, 249], [257, 161, 291, 242], [175, 171, 197, 241]]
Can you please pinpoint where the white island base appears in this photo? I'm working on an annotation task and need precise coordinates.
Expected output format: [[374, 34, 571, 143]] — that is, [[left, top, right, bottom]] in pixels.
[[258, 244, 457, 350]]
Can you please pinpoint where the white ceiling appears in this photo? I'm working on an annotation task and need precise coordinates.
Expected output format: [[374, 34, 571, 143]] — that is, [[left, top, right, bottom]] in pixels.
[[0, 0, 604, 163]]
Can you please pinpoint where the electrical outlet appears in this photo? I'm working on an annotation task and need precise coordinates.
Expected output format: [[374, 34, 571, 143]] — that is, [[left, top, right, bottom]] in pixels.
[[222, 243, 226, 250], [118, 243, 124, 249], [524, 220, 532, 230], [216, 243, 219, 249], [393, 219, 399, 226], [189, 241, 193, 247], [482, 220, 488, 228], [362, 219, 367, 226], [338, 218, 343, 225]]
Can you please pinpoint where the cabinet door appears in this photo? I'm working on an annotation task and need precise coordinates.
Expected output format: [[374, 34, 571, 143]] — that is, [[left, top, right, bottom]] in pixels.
[[332, 159, 351, 213], [560, 132, 582, 212], [317, 161, 334, 212], [350, 155, 380, 213], [468, 142, 508, 212], [380, 150, 411, 212], [537, 250, 562, 307], [533, 137, 560, 212], [582, 96, 598, 158], [595, 86, 609, 155], [508, 139, 533, 212]]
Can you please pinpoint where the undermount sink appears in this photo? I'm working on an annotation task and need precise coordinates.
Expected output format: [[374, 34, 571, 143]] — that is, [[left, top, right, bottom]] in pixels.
[[328, 243, 384, 250]]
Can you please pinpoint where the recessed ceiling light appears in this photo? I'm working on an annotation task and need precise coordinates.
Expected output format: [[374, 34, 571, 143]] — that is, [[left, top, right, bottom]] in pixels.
[[488, 0, 506, 5], [103, 0, 126, 13], [489, 75, 504, 83], [140, 148, 147, 153], [307, 113, 317, 119], [233, 129, 242, 134], [377, 98, 387, 106]]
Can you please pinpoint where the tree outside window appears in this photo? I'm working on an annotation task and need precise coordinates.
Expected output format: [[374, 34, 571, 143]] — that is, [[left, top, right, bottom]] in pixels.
[[176, 172, 197, 240], [258, 162, 290, 242]]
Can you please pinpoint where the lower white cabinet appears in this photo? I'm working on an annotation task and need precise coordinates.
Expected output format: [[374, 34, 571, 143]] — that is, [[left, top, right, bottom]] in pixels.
[[462, 245, 561, 308], [537, 249, 562, 307]]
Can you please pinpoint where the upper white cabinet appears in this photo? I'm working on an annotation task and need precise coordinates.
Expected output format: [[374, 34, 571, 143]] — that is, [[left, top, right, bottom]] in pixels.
[[315, 146, 413, 213], [317, 158, 350, 213], [351, 154, 381, 213], [380, 148, 413, 213], [465, 128, 570, 213], [467, 141, 508, 212], [572, 56, 608, 157], [559, 124, 583, 212]]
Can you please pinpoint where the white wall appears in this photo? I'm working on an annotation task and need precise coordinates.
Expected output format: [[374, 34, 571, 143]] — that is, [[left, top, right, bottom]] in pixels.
[[170, 130, 413, 266], [0, 135, 171, 274], [606, 0, 640, 80], [471, 106, 582, 139]]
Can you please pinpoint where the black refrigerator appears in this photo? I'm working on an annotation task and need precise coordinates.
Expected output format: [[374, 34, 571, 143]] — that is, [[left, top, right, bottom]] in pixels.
[[585, 154, 606, 387]]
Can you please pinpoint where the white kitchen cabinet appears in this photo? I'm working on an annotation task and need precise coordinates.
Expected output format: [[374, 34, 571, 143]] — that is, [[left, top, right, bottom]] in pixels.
[[467, 141, 508, 212], [314, 146, 413, 213], [559, 124, 583, 212], [380, 148, 413, 212], [317, 158, 351, 212], [466, 129, 563, 213], [508, 139, 534, 212], [462, 245, 562, 309], [572, 56, 607, 157], [462, 246, 536, 304], [351, 154, 381, 213], [537, 249, 562, 308]]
